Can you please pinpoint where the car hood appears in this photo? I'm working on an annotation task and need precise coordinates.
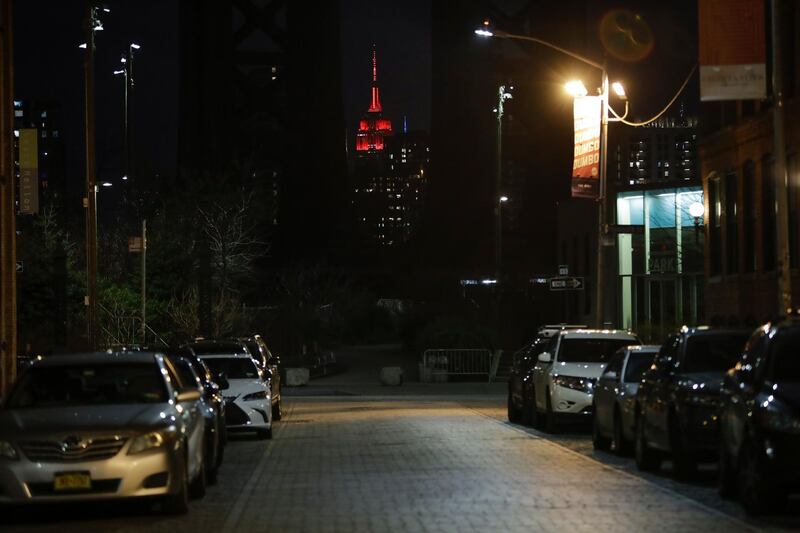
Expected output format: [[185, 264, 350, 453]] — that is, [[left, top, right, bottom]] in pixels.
[[677, 372, 725, 395], [773, 382, 800, 411], [0, 403, 174, 439], [551, 362, 607, 379], [222, 379, 268, 399]]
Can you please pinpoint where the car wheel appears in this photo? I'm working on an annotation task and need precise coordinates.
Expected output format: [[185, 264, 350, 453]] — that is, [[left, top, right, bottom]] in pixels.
[[206, 429, 219, 485], [273, 398, 282, 421], [613, 408, 633, 456], [738, 436, 786, 515], [162, 460, 189, 515], [670, 412, 697, 481], [635, 411, 660, 472], [507, 389, 521, 423], [188, 449, 207, 499], [544, 391, 558, 434], [258, 427, 273, 440], [592, 404, 612, 451], [717, 436, 736, 499]]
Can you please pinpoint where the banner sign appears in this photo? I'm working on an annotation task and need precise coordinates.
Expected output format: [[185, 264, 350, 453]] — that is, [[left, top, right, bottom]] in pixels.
[[698, 0, 766, 101], [19, 128, 39, 215], [571, 96, 601, 199]]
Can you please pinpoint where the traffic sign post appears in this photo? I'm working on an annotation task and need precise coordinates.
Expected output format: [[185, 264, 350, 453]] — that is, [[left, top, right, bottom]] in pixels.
[[549, 276, 584, 291]]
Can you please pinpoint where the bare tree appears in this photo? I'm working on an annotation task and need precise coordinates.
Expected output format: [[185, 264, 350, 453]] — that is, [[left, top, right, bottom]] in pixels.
[[197, 191, 268, 295]]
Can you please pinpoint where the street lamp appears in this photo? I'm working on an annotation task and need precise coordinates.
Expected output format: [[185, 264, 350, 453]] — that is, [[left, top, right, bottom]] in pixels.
[[476, 24, 629, 328], [689, 201, 705, 244]]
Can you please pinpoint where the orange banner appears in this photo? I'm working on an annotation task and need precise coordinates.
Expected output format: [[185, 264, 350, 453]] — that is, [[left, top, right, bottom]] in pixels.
[[571, 96, 601, 199]]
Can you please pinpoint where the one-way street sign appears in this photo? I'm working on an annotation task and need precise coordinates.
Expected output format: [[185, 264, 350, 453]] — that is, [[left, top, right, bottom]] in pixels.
[[549, 276, 584, 291]]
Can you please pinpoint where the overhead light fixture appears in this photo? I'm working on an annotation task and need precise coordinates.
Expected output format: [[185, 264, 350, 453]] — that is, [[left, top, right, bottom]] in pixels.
[[130, 43, 141, 50]]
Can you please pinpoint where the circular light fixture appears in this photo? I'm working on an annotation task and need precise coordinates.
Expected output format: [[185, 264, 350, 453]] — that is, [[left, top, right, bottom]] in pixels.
[[689, 201, 704, 218]]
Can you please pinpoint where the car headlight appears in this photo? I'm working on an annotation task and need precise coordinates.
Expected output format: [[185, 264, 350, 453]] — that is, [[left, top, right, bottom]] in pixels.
[[0, 440, 18, 460], [552, 375, 595, 394], [243, 390, 268, 401], [759, 402, 800, 434], [128, 428, 176, 455]]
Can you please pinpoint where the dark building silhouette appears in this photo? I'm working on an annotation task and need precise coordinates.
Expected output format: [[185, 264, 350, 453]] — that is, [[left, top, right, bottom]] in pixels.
[[177, 0, 347, 260]]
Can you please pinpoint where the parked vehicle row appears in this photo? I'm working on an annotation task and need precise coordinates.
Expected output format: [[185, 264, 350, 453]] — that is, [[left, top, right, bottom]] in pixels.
[[508, 321, 800, 516], [0, 333, 283, 514]]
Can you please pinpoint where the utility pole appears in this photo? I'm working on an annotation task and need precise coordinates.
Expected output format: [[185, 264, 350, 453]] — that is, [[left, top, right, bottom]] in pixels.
[[772, 0, 792, 314], [83, 3, 100, 350], [140, 219, 146, 343], [0, 0, 16, 396], [596, 66, 609, 328]]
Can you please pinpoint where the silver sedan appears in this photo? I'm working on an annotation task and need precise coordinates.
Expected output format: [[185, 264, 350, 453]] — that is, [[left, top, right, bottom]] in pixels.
[[0, 351, 206, 514]]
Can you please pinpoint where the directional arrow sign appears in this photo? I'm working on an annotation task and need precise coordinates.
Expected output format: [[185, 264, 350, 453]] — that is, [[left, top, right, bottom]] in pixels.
[[549, 276, 584, 291]]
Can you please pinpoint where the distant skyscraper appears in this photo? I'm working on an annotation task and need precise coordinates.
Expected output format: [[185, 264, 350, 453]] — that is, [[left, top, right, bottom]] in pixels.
[[352, 48, 429, 247]]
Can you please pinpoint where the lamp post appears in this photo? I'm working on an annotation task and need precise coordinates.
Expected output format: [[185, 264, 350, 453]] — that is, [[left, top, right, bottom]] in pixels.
[[82, 3, 108, 350], [497, 195, 509, 279], [689, 201, 705, 245], [495, 85, 512, 280], [475, 22, 627, 328]]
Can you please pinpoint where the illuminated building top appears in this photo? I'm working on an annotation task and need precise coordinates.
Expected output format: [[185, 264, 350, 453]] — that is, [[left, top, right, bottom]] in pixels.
[[356, 46, 392, 152]]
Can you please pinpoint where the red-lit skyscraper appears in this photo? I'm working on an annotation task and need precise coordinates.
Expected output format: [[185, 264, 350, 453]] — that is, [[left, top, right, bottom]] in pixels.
[[355, 47, 393, 153], [351, 47, 428, 247]]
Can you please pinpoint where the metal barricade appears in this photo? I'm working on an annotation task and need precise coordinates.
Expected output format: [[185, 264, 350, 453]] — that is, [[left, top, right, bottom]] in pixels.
[[421, 349, 493, 382]]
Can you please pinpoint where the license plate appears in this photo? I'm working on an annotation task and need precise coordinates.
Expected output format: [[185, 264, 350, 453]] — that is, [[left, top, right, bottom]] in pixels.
[[54, 472, 92, 491]]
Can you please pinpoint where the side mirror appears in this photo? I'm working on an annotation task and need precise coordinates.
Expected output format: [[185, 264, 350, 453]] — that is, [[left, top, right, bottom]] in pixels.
[[216, 373, 230, 390], [176, 389, 201, 403], [538, 352, 552, 364], [602, 370, 618, 381]]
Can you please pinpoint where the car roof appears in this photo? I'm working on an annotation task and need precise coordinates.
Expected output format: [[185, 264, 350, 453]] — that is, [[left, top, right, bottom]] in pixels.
[[186, 340, 249, 355], [679, 326, 751, 338], [559, 329, 639, 339], [197, 352, 254, 359], [32, 351, 161, 367], [627, 344, 660, 353]]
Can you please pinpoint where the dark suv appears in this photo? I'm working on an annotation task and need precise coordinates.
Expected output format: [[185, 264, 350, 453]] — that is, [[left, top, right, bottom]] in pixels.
[[507, 337, 549, 425], [634, 327, 750, 479], [718, 319, 800, 514]]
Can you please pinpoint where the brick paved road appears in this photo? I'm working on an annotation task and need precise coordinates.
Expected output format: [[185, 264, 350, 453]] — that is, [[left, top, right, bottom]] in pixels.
[[6, 394, 794, 533]]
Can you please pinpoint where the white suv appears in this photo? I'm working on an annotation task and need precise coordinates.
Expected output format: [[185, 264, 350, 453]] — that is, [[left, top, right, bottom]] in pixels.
[[532, 329, 640, 432]]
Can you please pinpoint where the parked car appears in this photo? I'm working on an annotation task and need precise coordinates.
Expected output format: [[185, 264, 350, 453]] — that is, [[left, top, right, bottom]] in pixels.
[[508, 325, 589, 425], [718, 319, 800, 514], [188, 340, 273, 439], [238, 335, 282, 421], [0, 352, 207, 514], [164, 349, 227, 484], [507, 337, 549, 424], [592, 344, 660, 454], [531, 329, 641, 432], [634, 327, 750, 479]]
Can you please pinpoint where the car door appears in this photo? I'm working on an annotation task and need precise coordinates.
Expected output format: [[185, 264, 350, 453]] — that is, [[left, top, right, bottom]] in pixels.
[[641, 335, 679, 449], [724, 330, 767, 459], [595, 348, 626, 434], [533, 335, 558, 410], [165, 357, 206, 477]]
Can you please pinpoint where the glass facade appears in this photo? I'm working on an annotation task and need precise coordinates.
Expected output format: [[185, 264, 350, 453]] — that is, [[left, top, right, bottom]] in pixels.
[[617, 187, 704, 336]]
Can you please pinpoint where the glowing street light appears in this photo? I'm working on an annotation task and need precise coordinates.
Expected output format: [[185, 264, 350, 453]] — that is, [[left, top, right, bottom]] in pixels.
[[689, 201, 705, 219], [612, 82, 626, 99], [499, 195, 509, 203], [565, 80, 588, 97]]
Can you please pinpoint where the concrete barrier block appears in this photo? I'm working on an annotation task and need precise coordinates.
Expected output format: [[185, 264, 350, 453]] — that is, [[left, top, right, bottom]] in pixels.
[[380, 366, 403, 386], [285, 367, 310, 387]]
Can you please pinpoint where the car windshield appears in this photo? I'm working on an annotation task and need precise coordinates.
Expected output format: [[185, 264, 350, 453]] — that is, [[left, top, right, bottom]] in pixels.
[[624, 352, 658, 382], [7, 363, 168, 408], [683, 333, 749, 373], [558, 338, 639, 363], [770, 331, 800, 383], [203, 357, 260, 379]]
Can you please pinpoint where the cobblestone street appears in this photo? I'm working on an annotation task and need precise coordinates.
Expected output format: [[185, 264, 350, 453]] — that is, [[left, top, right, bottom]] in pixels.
[[7, 386, 798, 532]]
